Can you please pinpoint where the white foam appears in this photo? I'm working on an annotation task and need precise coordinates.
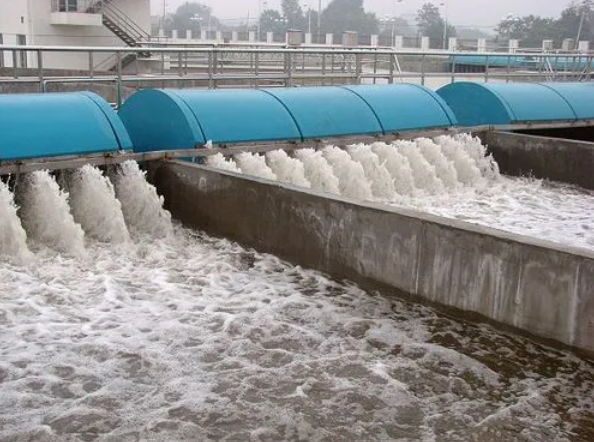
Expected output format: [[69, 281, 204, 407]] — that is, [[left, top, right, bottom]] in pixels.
[[0, 180, 30, 261], [347, 143, 397, 200], [111, 161, 173, 238], [266, 150, 311, 188], [393, 139, 445, 195], [205, 153, 241, 173], [322, 145, 373, 200], [15, 171, 85, 255], [68, 165, 129, 243], [294, 148, 340, 195], [415, 137, 460, 188], [371, 142, 416, 196], [235, 152, 277, 181]]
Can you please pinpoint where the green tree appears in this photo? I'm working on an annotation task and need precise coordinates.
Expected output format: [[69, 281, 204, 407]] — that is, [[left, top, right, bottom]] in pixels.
[[282, 0, 305, 29], [260, 9, 288, 34], [416, 3, 456, 48], [170, 2, 219, 33], [556, 0, 594, 43], [321, 0, 379, 35]]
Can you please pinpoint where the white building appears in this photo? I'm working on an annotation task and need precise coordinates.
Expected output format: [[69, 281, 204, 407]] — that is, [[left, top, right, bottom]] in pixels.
[[0, 0, 151, 70]]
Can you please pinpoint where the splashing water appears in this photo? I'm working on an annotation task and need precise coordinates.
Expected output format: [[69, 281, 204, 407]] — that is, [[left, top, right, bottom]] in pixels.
[[111, 161, 173, 238], [293, 148, 340, 195], [322, 146, 373, 200], [68, 165, 129, 243], [415, 138, 460, 189], [0, 180, 30, 261], [455, 133, 500, 181], [433, 135, 486, 186], [371, 142, 416, 196], [394, 139, 445, 195], [205, 153, 241, 173], [265, 150, 311, 188], [15, 171, 85, 255], [235, 152, 277, 181], [347, 143, 397, 200]]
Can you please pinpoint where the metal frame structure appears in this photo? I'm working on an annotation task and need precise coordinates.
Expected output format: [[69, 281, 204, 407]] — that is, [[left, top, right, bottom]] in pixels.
[[2, 119, 594, 176], [1, 44, 592, 108]]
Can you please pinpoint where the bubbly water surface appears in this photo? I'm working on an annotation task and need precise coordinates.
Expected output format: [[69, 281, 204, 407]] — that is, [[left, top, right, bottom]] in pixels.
[[0, 162, 593, 441], [208, 134, 594, 250]]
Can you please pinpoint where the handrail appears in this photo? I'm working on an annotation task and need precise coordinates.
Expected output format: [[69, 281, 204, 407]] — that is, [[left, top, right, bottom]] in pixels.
[[101, 1, 151, 43], [2, 44, 593, 58]]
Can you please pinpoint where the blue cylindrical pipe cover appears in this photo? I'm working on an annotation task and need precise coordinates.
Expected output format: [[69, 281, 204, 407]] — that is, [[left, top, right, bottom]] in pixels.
[[343, 84, 457, 133], [539, 82, 594, 120], [263, 86, 383, 139], [0, 91, 132, 161], [437, 82, 577, 127], [118, 88, 302, 152]]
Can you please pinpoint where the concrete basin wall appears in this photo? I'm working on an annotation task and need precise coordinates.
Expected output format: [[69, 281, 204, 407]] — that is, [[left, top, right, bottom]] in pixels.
[[483, 131, 594, 191], [151, 160, 594, 357]]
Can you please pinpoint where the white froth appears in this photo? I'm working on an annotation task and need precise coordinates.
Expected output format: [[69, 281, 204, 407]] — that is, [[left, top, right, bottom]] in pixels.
[[0, 227, 591, 441], [0, 180, 30, 261], [294, 148, 340, 195], [1, 163, 592, 440], [15, 171, 85, 255], [266, 150, 311, 188], [68, 165, 129, 243], [415, 137, 460, 188], [393, 139, 445, 195], [347, 143, 397, 200], [205, 153, 241, 173], [322, 145, 373, 200], [235, 152, 277, 181], [371, 142, 416, 196], [111, 161, 173, 238]]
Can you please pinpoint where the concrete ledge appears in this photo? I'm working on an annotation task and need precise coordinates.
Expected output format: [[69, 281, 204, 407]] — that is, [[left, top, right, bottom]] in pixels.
[[483, 131, 594, 190], [150, 160, 594, 357]]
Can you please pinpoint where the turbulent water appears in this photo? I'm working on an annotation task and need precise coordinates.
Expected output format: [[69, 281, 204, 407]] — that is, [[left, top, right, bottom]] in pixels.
[[1, 160, 594, 441], [209, 134, 594, 251]]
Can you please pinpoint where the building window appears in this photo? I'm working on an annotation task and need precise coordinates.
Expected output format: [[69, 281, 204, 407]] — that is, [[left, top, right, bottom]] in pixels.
[[58, 0, 78, 12], [17, 35, 27, 68]]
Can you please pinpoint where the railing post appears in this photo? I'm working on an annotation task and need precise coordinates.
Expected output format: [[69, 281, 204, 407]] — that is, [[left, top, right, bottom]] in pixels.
[[89, 51, 94, 78], [254, 52, 260, 89], [485, 55, 490, 82], [12, 50, 18, 78], [421, 54, 426, 86], [355, 52, 362, 84], [388, 53, 394, 84], [37, 50, 44, 93], [116, 51, 123, 108]]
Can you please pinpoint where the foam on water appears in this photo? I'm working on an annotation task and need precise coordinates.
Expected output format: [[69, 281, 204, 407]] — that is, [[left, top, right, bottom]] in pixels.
[[265, 150, 311, 188], [415, 137, 460, 189], [111, 161, 173, 238], [0, 180, 30, 261], [347, 143, 397, 200], [235, 152, 277, 181], [371, 142, 416, 196], [293, 148, 340, 195], [15, 171, 85, 255], [394, 139, 445, 195], [204, 153, 241, 173], [433, 135, 486, 186], [68, 165, 129, 243], [0, 225, 593, 441], [322, 145, 373, 200]]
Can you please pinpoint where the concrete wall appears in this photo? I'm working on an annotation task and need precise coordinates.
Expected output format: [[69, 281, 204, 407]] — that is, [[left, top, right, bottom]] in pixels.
[[483, 131, 594, 191], [151, 160, 594, 358]]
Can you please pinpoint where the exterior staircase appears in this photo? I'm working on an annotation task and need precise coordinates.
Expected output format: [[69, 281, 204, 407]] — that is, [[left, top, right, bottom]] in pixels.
[[87, 0, 151, 70]]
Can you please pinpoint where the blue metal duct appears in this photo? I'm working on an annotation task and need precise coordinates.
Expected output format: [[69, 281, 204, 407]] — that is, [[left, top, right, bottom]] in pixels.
[[436, 82, 581, 127], [0, 92, 132, 161]]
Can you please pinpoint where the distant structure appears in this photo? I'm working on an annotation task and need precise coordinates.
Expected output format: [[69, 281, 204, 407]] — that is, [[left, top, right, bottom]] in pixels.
[[0, 0, 151, 70]]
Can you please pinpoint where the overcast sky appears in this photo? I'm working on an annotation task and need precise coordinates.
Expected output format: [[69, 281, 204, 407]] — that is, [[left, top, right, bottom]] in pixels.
[[150, 0, 568, 29]]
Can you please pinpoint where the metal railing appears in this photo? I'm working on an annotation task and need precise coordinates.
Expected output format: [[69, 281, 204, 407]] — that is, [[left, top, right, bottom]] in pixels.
[[0, 44, 592, 108]]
